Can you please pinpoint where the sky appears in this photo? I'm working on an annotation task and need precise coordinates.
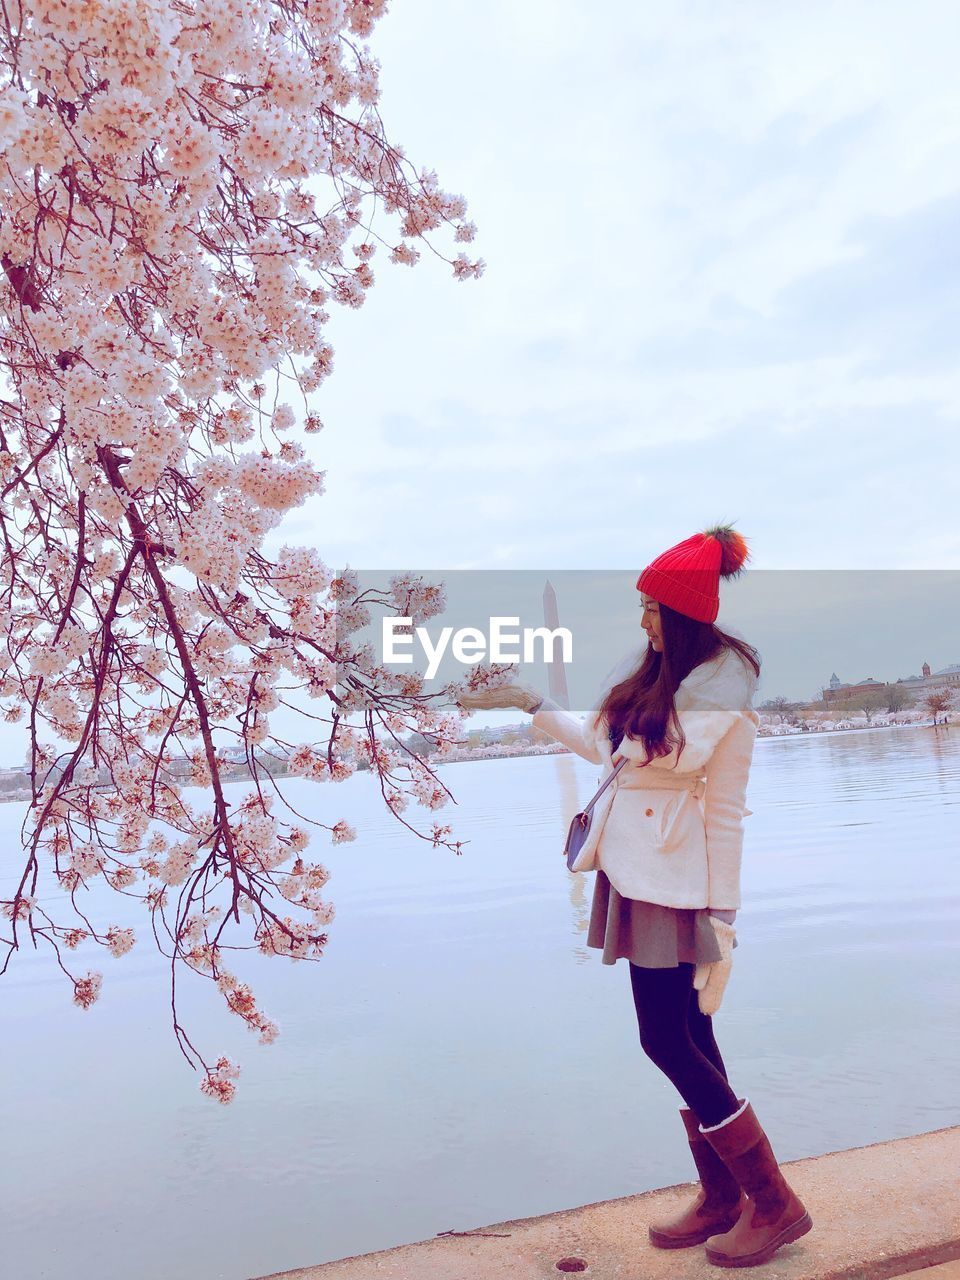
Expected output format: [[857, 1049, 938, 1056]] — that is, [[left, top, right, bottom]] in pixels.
[[6, 1, 960, 762], [277, 0, 960, 576]]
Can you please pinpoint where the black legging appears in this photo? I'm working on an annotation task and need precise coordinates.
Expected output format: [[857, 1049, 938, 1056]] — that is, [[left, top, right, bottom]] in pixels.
[[629, 960, 741, 1128]]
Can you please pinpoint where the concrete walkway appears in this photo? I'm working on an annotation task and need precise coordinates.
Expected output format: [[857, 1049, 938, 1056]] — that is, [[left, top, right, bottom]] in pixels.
[[253, 1124, 960, 1280]]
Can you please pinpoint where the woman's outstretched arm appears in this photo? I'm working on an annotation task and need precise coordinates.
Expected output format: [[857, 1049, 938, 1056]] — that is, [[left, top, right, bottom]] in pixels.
[[530, 698, 604, 765]]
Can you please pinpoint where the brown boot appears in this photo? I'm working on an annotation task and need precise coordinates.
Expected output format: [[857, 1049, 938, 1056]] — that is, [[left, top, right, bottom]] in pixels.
[[647, 1105, 748, 1249], [698, 1097, 813, 1267]]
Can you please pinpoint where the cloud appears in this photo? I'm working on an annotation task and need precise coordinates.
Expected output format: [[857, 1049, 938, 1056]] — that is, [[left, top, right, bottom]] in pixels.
[[273, 0, 960, 576]]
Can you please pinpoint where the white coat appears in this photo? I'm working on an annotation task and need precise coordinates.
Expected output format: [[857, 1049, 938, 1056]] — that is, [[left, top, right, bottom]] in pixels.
[[531, 643, 759, 910]]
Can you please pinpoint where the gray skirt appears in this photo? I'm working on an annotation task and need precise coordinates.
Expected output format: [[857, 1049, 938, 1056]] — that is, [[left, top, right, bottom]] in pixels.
[[587, 869, 738, 969]]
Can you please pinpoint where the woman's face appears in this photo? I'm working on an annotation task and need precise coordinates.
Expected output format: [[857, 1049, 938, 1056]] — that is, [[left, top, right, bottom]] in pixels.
[[639, 593, 664, 651]]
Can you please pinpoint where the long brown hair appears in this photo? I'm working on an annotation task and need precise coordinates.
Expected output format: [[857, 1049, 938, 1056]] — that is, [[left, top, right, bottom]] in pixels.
[[598, 605, 761, 764]]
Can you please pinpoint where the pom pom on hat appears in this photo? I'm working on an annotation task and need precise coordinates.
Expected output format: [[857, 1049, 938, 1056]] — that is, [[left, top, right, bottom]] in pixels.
[[702, 523, 751, 579]]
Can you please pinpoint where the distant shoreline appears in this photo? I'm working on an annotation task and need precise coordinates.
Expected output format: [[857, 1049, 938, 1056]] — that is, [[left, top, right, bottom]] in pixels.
[[432, 717, 945, 766], [0, 719, 948, 803]]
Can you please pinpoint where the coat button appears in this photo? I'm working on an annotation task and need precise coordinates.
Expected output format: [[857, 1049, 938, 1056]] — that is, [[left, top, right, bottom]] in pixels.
[[645, 807, 654, 817]]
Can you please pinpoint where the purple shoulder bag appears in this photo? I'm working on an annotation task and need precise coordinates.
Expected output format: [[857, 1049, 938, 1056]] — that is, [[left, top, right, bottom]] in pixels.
[[563, 756, 628, 871]]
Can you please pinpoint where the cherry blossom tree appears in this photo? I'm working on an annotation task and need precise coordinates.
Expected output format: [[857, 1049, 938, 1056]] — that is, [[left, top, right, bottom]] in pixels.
[[0, 0, 487, 1102], [922, 686, 955, 724]]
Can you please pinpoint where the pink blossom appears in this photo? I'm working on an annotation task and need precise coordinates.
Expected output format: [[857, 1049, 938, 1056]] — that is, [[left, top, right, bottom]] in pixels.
[[105, 927, 136, 958], [390, 242, 421, 266], [200, 1059, 240, 1105], [73, 972, 103, 1010]]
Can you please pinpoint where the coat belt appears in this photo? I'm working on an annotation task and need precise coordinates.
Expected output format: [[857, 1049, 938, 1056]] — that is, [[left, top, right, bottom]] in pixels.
[[613, 766, 706, 799]]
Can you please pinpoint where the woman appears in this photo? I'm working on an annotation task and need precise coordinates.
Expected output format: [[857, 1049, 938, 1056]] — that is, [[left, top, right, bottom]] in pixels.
[[458, 525, 812, 1269]]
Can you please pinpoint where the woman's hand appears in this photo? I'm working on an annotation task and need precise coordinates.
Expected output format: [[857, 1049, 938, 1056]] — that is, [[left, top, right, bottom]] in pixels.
[[456, 682, 543, 713], [708, 908, 737, 925], [694, 918, 736, 1015]]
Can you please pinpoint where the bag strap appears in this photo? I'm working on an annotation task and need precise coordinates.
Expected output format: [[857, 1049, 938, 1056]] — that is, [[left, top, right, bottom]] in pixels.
[[581, 756, 628, 815]]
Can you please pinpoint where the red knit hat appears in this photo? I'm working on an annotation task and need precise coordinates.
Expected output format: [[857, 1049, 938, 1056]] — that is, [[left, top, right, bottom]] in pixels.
[[636, 524, 751, 623]]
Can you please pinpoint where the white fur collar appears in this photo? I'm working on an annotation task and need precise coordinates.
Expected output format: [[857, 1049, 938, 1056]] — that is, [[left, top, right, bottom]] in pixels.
[[677, 645, 757, 710], [586, 640, 758, 741]]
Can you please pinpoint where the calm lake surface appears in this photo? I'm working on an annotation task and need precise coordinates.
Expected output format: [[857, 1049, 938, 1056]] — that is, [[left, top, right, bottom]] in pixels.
[[2, 725, 958, 1280]]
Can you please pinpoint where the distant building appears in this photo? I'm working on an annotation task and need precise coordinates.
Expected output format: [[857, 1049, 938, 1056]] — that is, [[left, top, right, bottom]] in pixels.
[[475, 722, 526, 743], [897, 661, 960, 692], [822, 659, 960, 702], [822, 675, 885, 703]]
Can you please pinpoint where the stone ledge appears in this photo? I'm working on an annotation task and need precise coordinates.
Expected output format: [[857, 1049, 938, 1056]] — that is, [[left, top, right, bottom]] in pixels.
[[252, 1124, 960, 1280]]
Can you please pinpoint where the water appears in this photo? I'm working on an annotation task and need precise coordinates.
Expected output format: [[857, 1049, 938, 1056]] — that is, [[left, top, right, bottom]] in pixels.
[[1, 725, 958, 1280]]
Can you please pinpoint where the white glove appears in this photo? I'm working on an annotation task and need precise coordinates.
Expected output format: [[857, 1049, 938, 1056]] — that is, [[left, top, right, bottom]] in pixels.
[[456, 682, 543, 713], [693, 918, 736, 1015]]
